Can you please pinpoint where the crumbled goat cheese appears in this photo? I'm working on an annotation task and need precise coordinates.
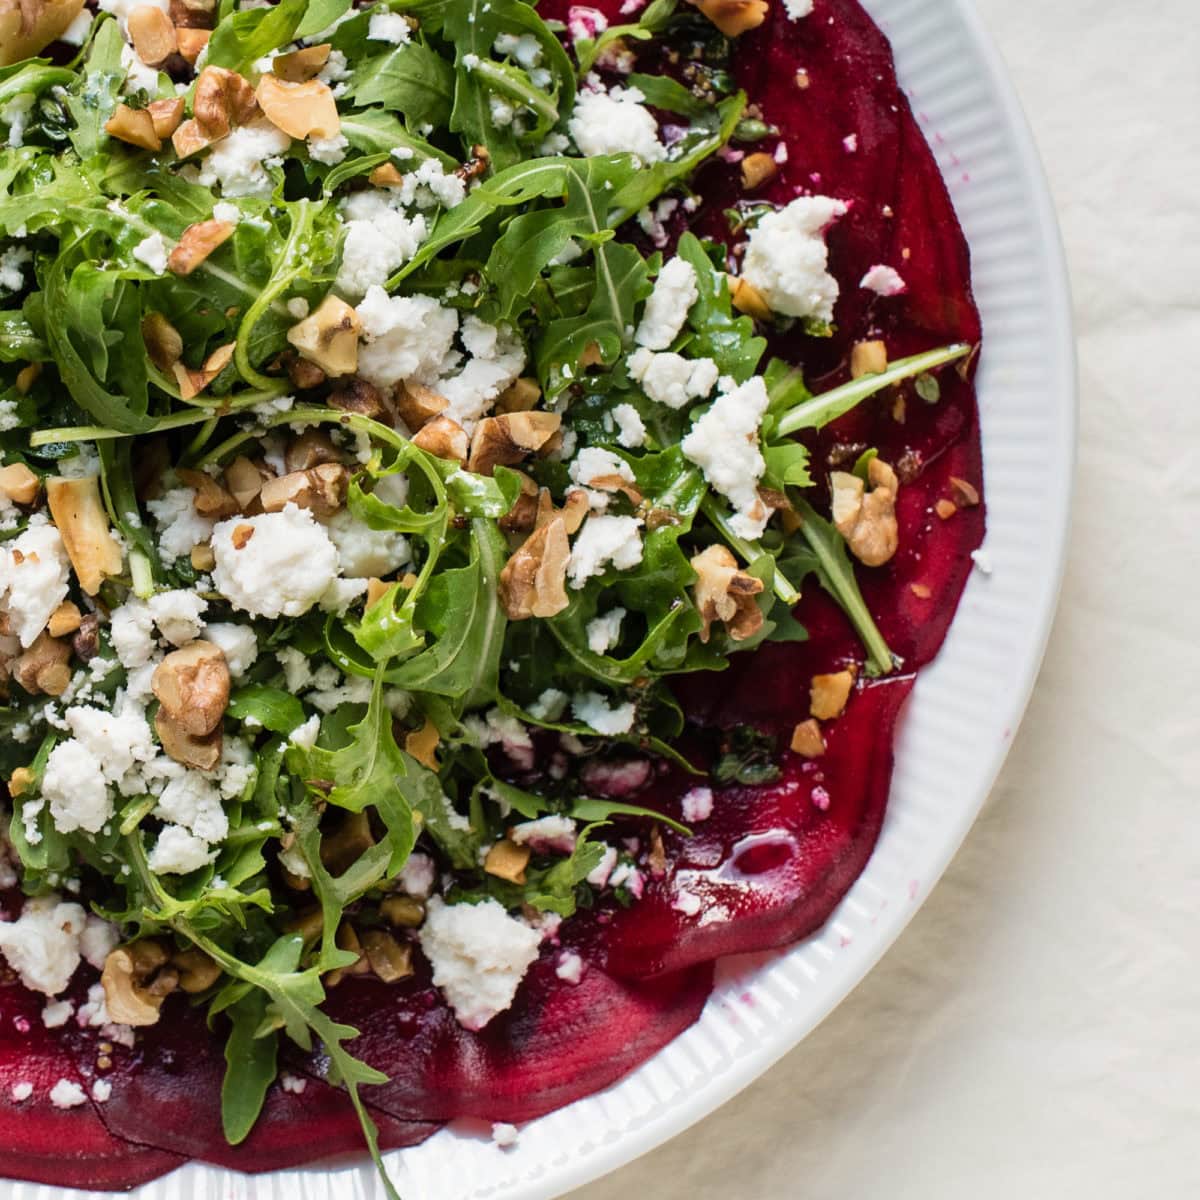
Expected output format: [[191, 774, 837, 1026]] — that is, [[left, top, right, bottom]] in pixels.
[[555, 951, 584, 984], [494, 32, 542, 67], [611, 402, 646, 448], [673, 888, 703, 916], [92, 1079, 113, 1103], [568, 84, 666, 164], [681, 786, 714, 822], [132, 232, 169, 275], [367, 10, 411, 42], [0, 896, 88, 995], [567, 7, 608, 40], [860, 263, 907, 296], [634, 256, 699, 349], [970, 548, 994, 575], [319, 576, 369, 613], [491, 1122, 520, 1148], [586, 607, 626, 654], [784, 0, 814, 17], [108, 599, 157, 668], [569, 447, 634, 490], [336, 190, 429, 295], [418, 897, 542, 1030], [0, 517, 71, 647], [355, 287, 460, 388], [289, 713, 321, 751], [63, 702, 156, 797], [148, 825, 217, 875], [741, 195, 847, 322], [204, 623, 258, 678], [627, 347, 718, 409], [41, 739, 112, 835], [567, 515, 644, 588], [572, 691, 637, 735], [79, 916, 119, 970], [49, 1079, 88, 1109], [280, 1072, 307, 1094], [1, 94, 35, 149], [680, 375, 772, 539], [119, 43, 159, 94], [510, 816, 577, 854], [147, 588, 207, 645], [586, 844, 618, 888], [147, 485, 215, 562], [438, 317, 526, 432], [398, 851, 437, 899], [0, 245, 31, 292], [211, 504, 341, 618], [154, 771, 229, 843], [308, 132, 348, 164], [326, 509, 410, 578], [42, 999, 74, 1028], [527, 688, 568, 721], [9, 1082, 32, 1103], [318, 48, 351, 84], [212, 200, 240, 224], [609, 861, 644, 897], [197, 119, 292, 197], [489, 96, 515, 127], [61, 7, 95, 43]]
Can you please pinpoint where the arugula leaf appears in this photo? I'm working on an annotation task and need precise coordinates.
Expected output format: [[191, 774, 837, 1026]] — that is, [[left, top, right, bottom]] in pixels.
[[64, 18, 126, 160], [573, 0, 678, 74], [570, 797, 691, 836], [206, 0, 307, 74], [228, 686, 307, 735], [343, 41, 456, 129], [222, 990, 280, 1145]]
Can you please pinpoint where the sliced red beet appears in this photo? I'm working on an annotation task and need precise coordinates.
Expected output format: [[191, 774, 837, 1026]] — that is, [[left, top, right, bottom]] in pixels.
[[299, 952, 713, 1123], [0, 980, 183, 1191], [594, 675, 915, 978], [63, 988, 439, 1172]]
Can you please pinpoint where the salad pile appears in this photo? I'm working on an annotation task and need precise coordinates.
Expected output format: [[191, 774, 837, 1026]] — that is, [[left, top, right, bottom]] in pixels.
[[0, 0, 982, 1190]]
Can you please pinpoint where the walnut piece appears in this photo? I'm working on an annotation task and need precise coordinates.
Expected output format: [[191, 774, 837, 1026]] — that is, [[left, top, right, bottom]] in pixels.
[[328, 376, 385, 419], [193, 65, 258, 139], [688, 0, 768, 38], [155, 708, 222, 769], [810, 667, 856, 721], [690, 543, 765, 643], [850, 339, 888, 379], [127, 4, 176, 65], [286, 294, 360, 377], [790, 718, 826, 758], [147, 97, 185, 140], [176, 26, 210, 63], [259, 463, 349, 517], [728, 273, 772, 320], [394, 380, 448, 431], [495, 376, 542, 414], [172, 342, 235, 400], [284, 429, 341, 473], [467, 411, 562, 476], [101, 942, 172, 1027], [0, 463, 40, 506], [740, 152, 778, 190], [47, 601, 82, 639], [222, 454, 269, 510], [829, 458, 900, 567], [45, 475, 124, 595], [12, 633, 72, 696], [484, 840, 531, 885], [141, 311, 184, 372], [255, 75, 340, 140], [412, 414, 469, 464], [499, 516, 570, 620], [152, 640, 230, 736], [104, 104, 161, 152], [404, 718, 440, 770], [167, 218, 235, 276], [177, 467, 240, 518], [361, 929, 413, 983], [272, 43, 331, 82]]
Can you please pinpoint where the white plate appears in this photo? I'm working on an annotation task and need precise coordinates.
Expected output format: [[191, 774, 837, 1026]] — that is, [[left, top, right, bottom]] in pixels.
[[12, 1, 1074, 1197]]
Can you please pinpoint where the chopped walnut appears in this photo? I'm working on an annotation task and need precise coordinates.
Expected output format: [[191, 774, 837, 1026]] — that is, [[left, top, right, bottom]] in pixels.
[[259, 463, 349, 518], [498, 471, 539, 533], [127, 4, 177, 66], [360, 930, 413, 983], [830, 458, 900, 567], [412, 415, 469, 464], [467, 411, 562, 476], [0, 463, 40, 506], [850, 339, 888, 379], [728, 273, 772, 320], [0, 0, 88, 65], [394, 381, 448, 431], [810, 667, 856, 721], [496, 377, 542, 414], [286, 295, 360, 377], [404, 718, 440, 770], [222, 455, 269, 510], [284, 429, 341, 473], [499, 516, 570, 620], [152, 640, 230, 736], [690, 543, 765, 643], [176, 27, 210, 63], [935, 498, 957, 520], [328, 376, 385, 419], [255, 75, 340, 140], [484, 840, 531, 885], [104, 104, 161, 152], [368, 162, 405, 188], [534, 487, 589, 535], [740, 152, 778, 190], [141, 311, 184, 372], [147, 97, 185, 139], [47, 601, 82, 639], [167, 219, 235, 276], [272, 43, 331, 83], [172, 342, 235, 400], [177, 467, 239, 519], [45, 475, 124, 595], [193, 66, 258, 139], [156, 708, 222, 770], [949, 476, 980, 508], [790, 718, 826, 758], [688, 0, 768, 37], [12, 633, 72, 697]]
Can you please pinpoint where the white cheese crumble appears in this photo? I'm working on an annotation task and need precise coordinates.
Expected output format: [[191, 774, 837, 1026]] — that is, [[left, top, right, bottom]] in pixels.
[[568, 447, 634, 490], [147, 485, 215, 562], [510, 815, 577, 853], [148, 825, 217, 875], [211, 504, 341, 618], [308, 133, 349, 164], [784, 0, 814, 17], [0, 245, 31, 292], [566, 515, 644, 588], [610, 402, 646, 447], [627, 347, 718, 409], [9, 1082, 32, 1103], [681, 786, 714, 822], [212, 200, 240, 224], [1, 94, 35, 149], [147, 588, 207, 646], [568, 84, 667, 164], [571, 691, 637, 735], [634, 256, 698, 350], [527, 688, 568, 721], [398, 851, 437, 898], [204, 623, 258, 678], [49, 1079, 88, 1109], [586, 606, 625, 654], [491, 1122, 520, 1148], [680, 375, 772, 539], [418, 897, 542, 1030], [336, 190, 430, 296], [367, 11, 412, 42], [0, 517, 71, 647], [493, 32, 542, 67], [289, 713, 321, 751], [438, 317, 526, 432], [326, 510, 410, 578], [42, 999, 74, 1028], [355, 287, 459, 389], [132, 232, 169, 275], [0, 896, 89, 995], [61, 7, 94, 43], [197, 119, 292, 197], [154, 772, 229, 843], [555, 951, 584, 984], [860, 263, 907, 296], [92, 1079, 113, 1103], [586, 844, 618, 887], [741, 195, 847, 322], [41, 739, 113, 835]]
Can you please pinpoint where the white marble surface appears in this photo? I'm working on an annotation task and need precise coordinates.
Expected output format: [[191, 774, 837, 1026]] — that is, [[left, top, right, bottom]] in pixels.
[[570, 2, 1200, 1196]]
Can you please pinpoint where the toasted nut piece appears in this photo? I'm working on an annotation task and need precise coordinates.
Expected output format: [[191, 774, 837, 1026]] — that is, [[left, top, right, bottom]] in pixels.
[[15, 362, 40, 394], [45, 475, 124, 595], [394, 381, 447, 431], [365, 577, 389, 609], [381, 896, 425, 928], [810, 667, 856, 721], [910, 582, 932, 599], [128, 4, 176, 65], [404, 717, 440, 770], [141, 311, 184, 372], [794, 68, 810, 90], [935, 498, 957, 519], [790, 718, 826, 758], [72, 613, 100, 662], [137, 99, 183, 146], [223, 454, 268, 509], [172, 947, 221, 993], [8, 766, 34, 798], [499, 471, 539, 533], [170, 0, 215, 27], [412, 414, 469, 464], [850, 339, 888, 379], [0, 0, 86, 67], [12, 633, 72, 696], [0, 463, 40, 506], [740, 151, 778, 190], [194, 66, 257, 138], [534, 488, 588, 536], [495, 376, 541, 414], [167, 218, 234, 275], [499, 516, 570, 620], [949, 476, 980, 507], [485, 839, 531, 884], [361, 929, 414, 983], [101, 943, 170, 1027], [259, 463, 349, 517], [830, 459, 900, 567], [467, 411, 562, 476], [321, 811, 374, 877], [690, 543, 764, 643], [105, 104, 161, 151], [176, 26, 210, 62], [153, 640, 230, 736], [284, 907, 324, 942], [328, 376, 385, 419], [177, 467, 239, 518], [156, 704, 222, 769], [286, 294, 360, 377], [47, 601, 82, 638], [324, 921, 371, 987], [172, 341, 235, 400], [728, 274, 771, 320], [190, 543, 215, 571], [285, 429, 341, 473], [688, 0, 767, 36], [281, 350, 326, 391], [579, 341, 603, 368], [368, 162, 405, 188], [272, 43, 331, 82], [230, 523, 254, 550], [171, 117, 213, 158], [255, 74, 339, 140]]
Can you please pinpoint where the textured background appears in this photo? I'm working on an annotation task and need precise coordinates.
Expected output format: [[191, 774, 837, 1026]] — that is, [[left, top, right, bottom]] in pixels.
[[570, 3, 1200, 1196]]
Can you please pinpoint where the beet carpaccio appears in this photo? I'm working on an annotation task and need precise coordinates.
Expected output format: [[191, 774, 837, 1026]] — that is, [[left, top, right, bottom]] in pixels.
[[0, 0, 981, 1189]]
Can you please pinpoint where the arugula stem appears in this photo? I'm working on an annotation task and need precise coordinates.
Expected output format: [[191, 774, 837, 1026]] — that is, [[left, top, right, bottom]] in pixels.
[[775, 342, 972, 436], [130, 550, 155, 599], [468, 59, 558, 123], [701, 496, 800, 606]]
